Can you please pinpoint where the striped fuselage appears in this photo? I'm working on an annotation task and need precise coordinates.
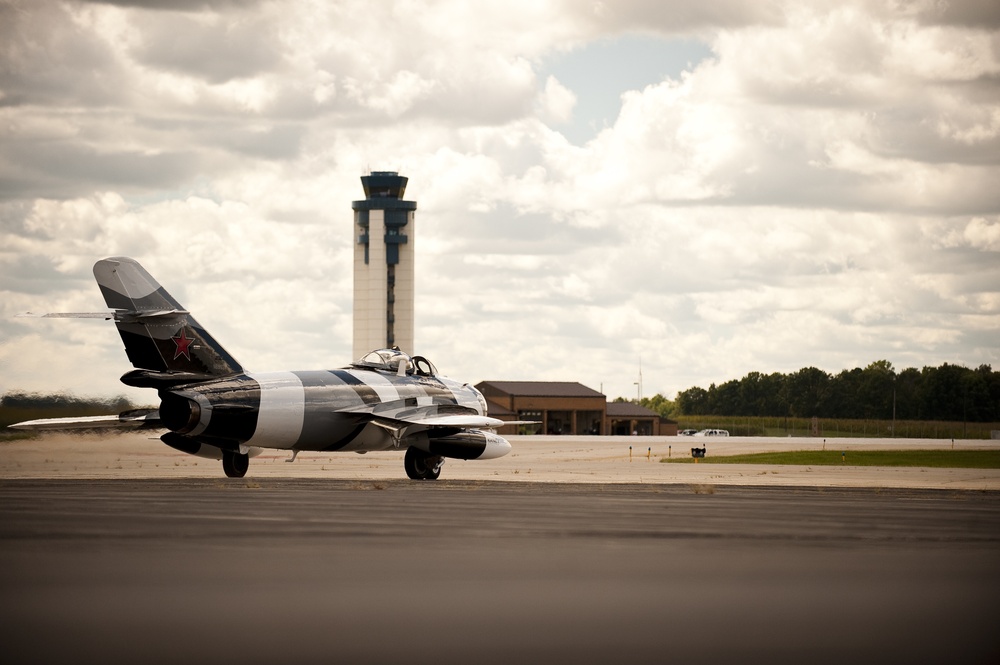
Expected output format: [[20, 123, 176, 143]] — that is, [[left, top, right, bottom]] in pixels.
[[161, 367, 486, 452]]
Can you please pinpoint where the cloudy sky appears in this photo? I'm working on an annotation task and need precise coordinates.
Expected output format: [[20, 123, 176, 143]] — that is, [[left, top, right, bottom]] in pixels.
[[2, 0, 999, 404]]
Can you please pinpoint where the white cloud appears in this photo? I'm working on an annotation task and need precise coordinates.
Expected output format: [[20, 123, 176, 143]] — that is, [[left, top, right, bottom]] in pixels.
[[963, 217, 1000, 251], [1, 0, 998, 403], [539, 76, 577, 124]]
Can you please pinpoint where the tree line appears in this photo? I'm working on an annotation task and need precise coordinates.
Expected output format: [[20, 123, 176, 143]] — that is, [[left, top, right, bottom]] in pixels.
[[672, 361, 1000, 422]]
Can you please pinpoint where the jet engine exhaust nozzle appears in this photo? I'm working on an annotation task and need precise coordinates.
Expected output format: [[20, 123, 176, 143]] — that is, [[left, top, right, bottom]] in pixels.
[[159, 392, 201, 434]]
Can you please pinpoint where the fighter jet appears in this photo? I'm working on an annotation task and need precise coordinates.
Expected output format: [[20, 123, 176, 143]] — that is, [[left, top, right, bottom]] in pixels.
[[12, 257, 512, 480]]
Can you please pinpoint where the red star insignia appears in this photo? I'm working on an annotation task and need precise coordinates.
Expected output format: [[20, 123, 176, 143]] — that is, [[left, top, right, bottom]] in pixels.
[[171, 329, 193, 361]]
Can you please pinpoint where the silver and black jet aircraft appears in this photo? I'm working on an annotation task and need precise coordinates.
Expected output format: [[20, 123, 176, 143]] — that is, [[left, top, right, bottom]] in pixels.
[[12, 256, 512, 479]]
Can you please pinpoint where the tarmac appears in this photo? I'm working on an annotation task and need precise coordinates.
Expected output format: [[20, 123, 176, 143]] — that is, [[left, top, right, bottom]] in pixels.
[[1, 433, 998, 663], [2, 432, 998, 489]]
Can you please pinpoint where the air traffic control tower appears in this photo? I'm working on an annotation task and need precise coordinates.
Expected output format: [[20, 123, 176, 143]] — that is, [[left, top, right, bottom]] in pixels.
[[352, 171, 416, 358]]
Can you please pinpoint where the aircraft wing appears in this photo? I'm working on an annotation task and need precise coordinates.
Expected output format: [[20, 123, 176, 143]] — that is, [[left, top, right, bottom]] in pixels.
[[17, 309, 188, 321], [391, 413, 506, 429], [9, 410, 161, 431], [17, 311, 116, 319], [364, 406, 538, 440], [400, 415, 540, 428], [345, 402, 501, 438]]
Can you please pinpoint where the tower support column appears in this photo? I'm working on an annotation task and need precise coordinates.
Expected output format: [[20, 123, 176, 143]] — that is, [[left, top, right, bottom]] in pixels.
[[352, 172, 417, 358]]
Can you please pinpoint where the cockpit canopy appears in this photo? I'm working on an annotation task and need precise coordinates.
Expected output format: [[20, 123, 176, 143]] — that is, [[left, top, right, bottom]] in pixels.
[[353, 348, 437, 377]]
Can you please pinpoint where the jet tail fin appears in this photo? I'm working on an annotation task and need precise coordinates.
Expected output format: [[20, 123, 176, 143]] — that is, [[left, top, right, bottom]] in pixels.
[[93, 257, 243, 378]]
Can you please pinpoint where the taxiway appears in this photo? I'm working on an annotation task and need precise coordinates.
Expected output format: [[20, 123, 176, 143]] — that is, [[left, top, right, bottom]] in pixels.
[[1, 435, 998, 663]]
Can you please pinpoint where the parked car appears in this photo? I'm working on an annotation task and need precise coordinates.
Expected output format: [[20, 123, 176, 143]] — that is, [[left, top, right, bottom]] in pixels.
[[678, 429, 699, 436], [694, 428, 729, 437]]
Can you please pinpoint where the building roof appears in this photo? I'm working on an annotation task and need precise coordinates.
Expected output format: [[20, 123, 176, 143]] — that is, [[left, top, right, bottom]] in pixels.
[[605, 401, 660, 418], [483, 401, 516, 417], [476, 381, 605, 398]]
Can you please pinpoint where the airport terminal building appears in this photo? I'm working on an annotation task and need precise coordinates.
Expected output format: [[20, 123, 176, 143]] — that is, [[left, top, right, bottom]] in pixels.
[[477, 381, 677, 436]]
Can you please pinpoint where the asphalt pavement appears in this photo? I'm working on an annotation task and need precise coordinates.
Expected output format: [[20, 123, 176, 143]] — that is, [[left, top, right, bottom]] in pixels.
[[1, 478, 997, 664]]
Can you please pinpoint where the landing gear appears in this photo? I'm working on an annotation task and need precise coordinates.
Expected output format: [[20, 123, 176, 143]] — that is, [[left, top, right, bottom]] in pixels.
[[404, 447, 444, 480], [222, 449, 249, 478]]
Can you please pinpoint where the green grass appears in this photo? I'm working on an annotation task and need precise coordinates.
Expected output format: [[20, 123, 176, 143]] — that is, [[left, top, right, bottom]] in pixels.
[[661, 450, 1000, 469]]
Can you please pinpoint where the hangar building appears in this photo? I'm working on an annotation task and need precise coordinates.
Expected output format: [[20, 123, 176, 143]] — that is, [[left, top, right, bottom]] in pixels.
[[476, 381, 677, 436]]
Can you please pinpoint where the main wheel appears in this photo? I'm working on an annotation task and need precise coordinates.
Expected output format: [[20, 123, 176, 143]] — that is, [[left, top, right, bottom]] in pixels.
[[404, 447, 443, 480], [222, 450, 250, 478]]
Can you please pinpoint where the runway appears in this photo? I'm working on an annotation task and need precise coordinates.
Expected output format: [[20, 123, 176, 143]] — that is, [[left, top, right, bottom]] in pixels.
[[1, 478, 998, 664], [3, 432, 999, 489]]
